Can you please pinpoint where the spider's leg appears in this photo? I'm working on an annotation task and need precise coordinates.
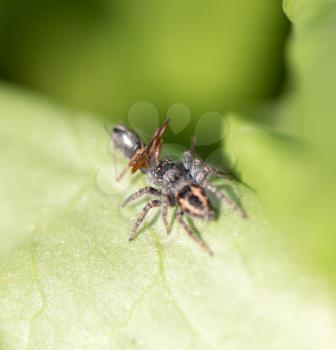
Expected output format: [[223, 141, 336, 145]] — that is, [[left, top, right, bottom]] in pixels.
[[161, 194, 170, 234], [183, 150, 212, 184], [190, 134, 197, 153], [129, 199, 162, 241], [203, 182, 247, 218], [177, 209, 213, 256], [204, 166, 234, 180], [182, 150, 194, 172], [122, 187, 161, 207]]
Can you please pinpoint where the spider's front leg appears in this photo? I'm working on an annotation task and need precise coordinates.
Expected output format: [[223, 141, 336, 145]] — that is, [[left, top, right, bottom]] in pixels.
[[129, 199, 162, 241], [183, 150, 209, 183], [183, 150, 232, 184]]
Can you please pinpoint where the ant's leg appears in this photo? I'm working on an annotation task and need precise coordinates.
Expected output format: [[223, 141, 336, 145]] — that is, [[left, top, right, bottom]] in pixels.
[[203, 182, 247, 218], [116, 164, 130, 182], [122, 187, 161, 207], [176, 210, 213, 256], [129, 199, 162, 241]]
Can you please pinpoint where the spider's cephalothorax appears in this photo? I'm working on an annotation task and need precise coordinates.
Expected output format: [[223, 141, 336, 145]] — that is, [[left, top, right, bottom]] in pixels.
[[110, 119, 246, 255]]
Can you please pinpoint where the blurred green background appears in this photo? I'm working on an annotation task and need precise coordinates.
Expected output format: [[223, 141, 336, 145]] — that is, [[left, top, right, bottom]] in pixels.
[[0, 0, 288, 119]]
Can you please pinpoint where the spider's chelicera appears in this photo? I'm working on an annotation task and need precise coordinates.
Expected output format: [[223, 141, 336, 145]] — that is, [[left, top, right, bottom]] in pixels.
[[110, 120, 246, 255]]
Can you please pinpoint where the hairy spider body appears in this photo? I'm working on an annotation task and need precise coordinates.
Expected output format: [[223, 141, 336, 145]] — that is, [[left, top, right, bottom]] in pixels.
[[145, 158, 214, 219], [110, 120, 245, 255]]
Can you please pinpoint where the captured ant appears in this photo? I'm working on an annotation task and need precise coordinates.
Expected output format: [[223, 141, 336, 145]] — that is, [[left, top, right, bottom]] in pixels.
[[110, 119, 246, 255]]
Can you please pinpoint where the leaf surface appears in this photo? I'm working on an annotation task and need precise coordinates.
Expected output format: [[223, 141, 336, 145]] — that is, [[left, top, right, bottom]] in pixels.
[[0, 85, 335, 349]]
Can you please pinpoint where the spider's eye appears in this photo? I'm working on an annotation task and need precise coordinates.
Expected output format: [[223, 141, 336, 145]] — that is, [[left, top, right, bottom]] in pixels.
[[177, 184, 214, 219]]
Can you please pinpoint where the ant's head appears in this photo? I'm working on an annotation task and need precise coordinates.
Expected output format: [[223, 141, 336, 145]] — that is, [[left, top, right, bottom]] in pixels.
[[111, 125, 143, 159]]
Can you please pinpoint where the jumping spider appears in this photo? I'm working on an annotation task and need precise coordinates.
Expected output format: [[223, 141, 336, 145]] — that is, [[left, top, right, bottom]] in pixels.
[[111, 120, 246, 255]]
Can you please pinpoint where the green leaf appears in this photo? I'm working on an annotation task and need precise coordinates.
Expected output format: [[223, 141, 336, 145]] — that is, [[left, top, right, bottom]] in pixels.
[[0, 85, 336, 349]]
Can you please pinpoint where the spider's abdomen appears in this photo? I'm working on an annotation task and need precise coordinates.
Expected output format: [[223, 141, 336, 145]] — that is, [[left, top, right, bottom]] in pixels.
[[176, 184, 214, 219]]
